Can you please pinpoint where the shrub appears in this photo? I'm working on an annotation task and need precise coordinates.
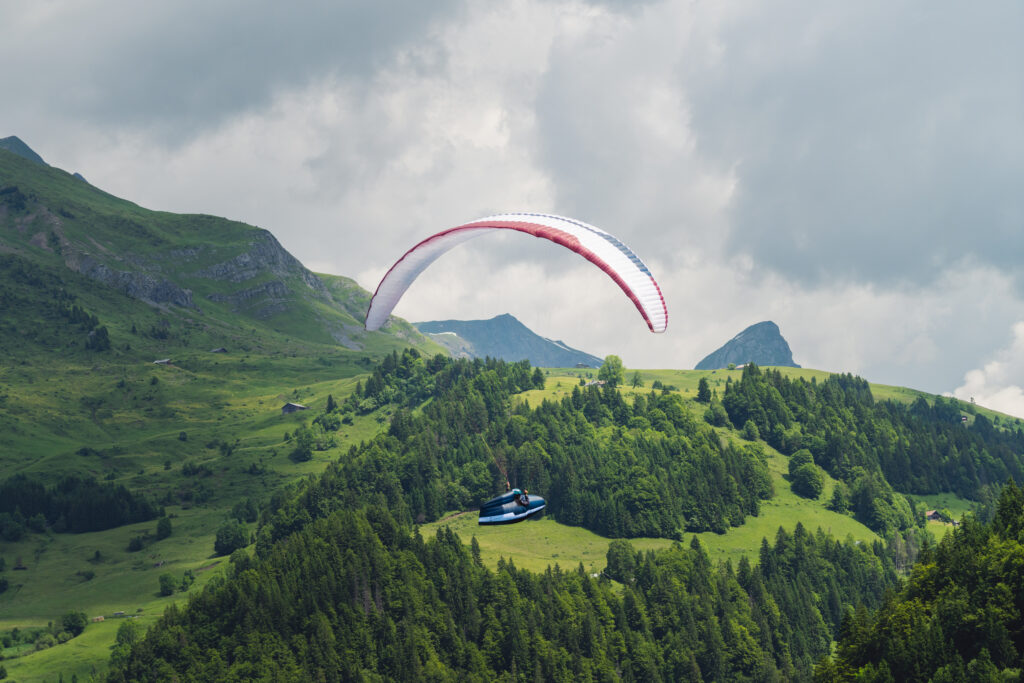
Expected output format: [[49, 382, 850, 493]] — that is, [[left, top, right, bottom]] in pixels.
[[180, 569, 196, 591], [214, 521, 249, 556], [703, 402, 730, 427], [230, 498, 259, 523], [156, 516, 172, 540], [313, 412, 341, 432], [61, 610, 88, 637], [159, 573, 176, 596], [34, 632, 56, 650], [788, 449, 814, 476], [791, 463, 824, 499], [27, 512, 46, 532]]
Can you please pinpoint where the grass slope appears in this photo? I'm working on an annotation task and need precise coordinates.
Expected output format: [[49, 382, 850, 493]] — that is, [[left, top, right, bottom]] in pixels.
[[0, 148, 448, 679]]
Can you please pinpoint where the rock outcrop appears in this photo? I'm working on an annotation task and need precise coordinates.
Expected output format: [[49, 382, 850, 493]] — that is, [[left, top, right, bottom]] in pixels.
[[193, 231, 326, 295], [66, 253, 194, 308]]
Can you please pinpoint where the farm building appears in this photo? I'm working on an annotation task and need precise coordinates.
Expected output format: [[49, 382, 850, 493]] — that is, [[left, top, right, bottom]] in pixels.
[[281, 402, 308, 415]]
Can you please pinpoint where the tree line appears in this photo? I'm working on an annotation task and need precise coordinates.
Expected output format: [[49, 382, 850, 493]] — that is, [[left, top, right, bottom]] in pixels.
[[0, 473, 161, 536], [108, 504, 900, 682]]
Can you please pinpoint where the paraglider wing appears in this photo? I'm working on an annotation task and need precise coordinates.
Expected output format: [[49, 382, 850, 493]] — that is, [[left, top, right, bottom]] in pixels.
[[364, 213, 667, 333]]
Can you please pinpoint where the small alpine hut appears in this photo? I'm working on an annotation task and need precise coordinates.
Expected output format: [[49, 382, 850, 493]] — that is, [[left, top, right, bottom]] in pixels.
[[281, 402, 308, 415]]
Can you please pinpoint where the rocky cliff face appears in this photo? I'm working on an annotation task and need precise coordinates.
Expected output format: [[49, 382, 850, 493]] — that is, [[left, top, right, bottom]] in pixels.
[[194, 230, 329, 318], [193, 231, 326, 295], [65, 253, 195, 308], [695, 321, 800, 370]]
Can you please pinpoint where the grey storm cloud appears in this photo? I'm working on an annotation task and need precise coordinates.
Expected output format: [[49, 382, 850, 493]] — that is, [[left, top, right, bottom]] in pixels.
[[683, 1, 1024, 288], [529, 1, 1023, 288], [0, 0, 459, 143]]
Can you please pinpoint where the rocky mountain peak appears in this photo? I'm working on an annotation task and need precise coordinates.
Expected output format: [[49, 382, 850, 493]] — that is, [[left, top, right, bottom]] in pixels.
[[695, 320, 800, 370]]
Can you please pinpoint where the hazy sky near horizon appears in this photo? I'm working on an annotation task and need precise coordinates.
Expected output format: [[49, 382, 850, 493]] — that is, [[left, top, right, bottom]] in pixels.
[[3, 1, 1022, 417]]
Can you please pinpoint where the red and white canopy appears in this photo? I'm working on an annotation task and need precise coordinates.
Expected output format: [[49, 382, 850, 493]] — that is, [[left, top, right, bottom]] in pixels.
[[365, 213, 668, 333]]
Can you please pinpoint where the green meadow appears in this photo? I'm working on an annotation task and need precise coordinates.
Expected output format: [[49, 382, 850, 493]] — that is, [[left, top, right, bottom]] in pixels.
[[424, 412, 879, 574]]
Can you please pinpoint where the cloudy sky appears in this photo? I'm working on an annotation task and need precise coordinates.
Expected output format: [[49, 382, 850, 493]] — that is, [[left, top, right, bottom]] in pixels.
[[3, 1, 1022, 416]]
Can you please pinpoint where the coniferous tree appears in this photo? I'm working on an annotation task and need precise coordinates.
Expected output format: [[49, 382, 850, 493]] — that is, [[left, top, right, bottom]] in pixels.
[[697, 376, 712, 403], [155, 517, 172, 540]]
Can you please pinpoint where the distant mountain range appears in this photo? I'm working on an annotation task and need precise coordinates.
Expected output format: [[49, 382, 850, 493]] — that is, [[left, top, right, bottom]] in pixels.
[[415, 313, 603, 367], [695, 320, 800, 369]]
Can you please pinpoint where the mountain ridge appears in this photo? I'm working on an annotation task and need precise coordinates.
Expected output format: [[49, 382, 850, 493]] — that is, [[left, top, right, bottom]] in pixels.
[[0, 141, 432, 351]]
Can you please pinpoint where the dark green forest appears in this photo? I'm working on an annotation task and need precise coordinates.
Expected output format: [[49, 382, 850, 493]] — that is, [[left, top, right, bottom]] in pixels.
[[108, 505, 900, 682], [818, 482, 1024, 681], [105, 353, 1024, 681], [0, 473, 160, 538]]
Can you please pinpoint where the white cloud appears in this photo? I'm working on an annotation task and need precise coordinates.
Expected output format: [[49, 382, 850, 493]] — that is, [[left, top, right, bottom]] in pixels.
[[953, 322, 1024, 419], [3, 0, 1023, 398]]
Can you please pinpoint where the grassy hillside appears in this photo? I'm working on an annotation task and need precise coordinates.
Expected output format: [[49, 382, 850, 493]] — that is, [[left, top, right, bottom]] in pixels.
[[0, 146, 447, 681], [0, 147, 432, 351]]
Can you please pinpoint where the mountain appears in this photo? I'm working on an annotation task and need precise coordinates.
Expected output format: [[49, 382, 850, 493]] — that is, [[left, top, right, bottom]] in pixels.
[[695, 320, 800, 369], [415, 313, 603, 367], [0, 142, 432, 352], [0, 138, 442, 482], [0, 135, 47, 166]]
